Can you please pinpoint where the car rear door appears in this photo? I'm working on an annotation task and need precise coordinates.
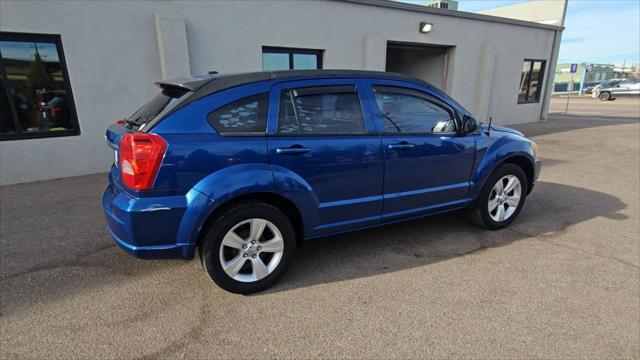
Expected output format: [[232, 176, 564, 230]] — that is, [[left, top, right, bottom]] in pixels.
[[266, 79, 383, 237], [361, 79, 477, 219]]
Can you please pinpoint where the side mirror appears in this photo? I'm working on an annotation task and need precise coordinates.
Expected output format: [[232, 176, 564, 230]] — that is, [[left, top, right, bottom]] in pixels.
[[462, 115, 478, 134]]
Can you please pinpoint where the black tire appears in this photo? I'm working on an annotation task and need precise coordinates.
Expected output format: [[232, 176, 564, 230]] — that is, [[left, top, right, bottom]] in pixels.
[[470, 163, 528, 230], [598, 91, 611, 101], [200, 201, 296, 294]]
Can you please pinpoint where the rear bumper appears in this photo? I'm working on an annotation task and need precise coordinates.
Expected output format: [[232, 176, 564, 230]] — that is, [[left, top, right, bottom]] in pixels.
[[102, 180, 214, 260], [106, 225, 193, 259]]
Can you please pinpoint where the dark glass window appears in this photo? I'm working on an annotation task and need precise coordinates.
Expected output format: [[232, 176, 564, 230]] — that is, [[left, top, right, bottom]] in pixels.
[[518, 59, 546, 103], [207, 93, 268, 135], [262, 47, 323, 71], [373, 86, 456, 134], [277, 85, 365, 135], [0, 32, 79, 140], [125, 87, 191, 131]]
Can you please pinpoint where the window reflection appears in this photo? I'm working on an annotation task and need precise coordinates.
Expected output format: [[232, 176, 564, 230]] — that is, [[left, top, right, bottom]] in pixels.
[[518, 59, 546, 103], [262, 53, 290, 71], [207, 93, 269, 135], [518, 61, 532, 103], [374, 87, 455, 134], [0, 35, 78, 139], [292, 54, 317, 70], [278, 86, 365, 134]]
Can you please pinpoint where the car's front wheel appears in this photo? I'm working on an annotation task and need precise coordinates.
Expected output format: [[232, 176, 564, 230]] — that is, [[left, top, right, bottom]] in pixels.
[[200, 201, 296, 294], [470, 163, 528, 230], [598, 91, 612, 101]]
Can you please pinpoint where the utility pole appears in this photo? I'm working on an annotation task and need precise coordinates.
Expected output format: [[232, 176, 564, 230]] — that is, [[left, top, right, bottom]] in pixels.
[[565, 71, 574, 113], [565, 63, 578, 113]]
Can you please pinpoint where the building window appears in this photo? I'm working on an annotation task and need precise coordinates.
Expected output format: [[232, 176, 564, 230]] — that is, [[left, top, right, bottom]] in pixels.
[[441, 3, 448, 9], [518, 59, 546, 104], [0, 32, 79, 140], [262, 47, 323, 71]]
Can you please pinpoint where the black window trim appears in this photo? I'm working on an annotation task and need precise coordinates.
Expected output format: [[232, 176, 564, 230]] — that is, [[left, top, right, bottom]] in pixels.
[[274, 84, 368, 137], [372, 85, 459, 136], [518, 58, 546, 104], [206, 92, 270, 137], [0, 31, 80, 141], [262, 46, 324, 70]]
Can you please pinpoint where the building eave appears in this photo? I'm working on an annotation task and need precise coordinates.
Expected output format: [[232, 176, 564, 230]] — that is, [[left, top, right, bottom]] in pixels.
[[338, 0, 565, 31]]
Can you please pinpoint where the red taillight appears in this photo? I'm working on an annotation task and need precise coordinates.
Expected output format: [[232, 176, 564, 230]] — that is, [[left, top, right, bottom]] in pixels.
[[51, 106, 61, 120], [119, 133, 167, 191], [115, 118, 126, 125]]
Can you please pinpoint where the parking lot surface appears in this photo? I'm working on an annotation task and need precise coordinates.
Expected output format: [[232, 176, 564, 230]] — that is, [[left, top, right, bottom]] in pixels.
[[550, 95, 640, 117], [1, 104, 639, 358]]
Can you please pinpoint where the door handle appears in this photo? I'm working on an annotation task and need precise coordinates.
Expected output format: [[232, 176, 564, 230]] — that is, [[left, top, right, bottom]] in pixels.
[[276, 146, 311, 155], [387, 143, 415, 151]]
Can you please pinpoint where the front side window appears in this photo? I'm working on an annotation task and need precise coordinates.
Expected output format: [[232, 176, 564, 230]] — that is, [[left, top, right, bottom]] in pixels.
[[0, 32, 79, 140], [373, 86, 456, 134], [262, 47, 323, 71], [518, 59, 546, 103], [207, 93, 268, 135], [277, 85, 365, 135]]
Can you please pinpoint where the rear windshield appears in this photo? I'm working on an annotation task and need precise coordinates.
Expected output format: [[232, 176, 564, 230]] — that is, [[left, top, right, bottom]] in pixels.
[[126, 90, 190, 130]]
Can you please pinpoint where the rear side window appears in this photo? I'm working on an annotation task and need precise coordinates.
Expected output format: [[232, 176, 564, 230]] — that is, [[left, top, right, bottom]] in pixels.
[[207, 93, 269, 135], [277, 85, 365, 135], [373, 86, 456, 134]]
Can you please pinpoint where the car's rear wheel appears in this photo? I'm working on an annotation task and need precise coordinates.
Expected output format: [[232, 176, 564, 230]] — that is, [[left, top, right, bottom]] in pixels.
[[598, 91, 611, 101], [200, 201, 296, 294], [470, 163, 528, 230]]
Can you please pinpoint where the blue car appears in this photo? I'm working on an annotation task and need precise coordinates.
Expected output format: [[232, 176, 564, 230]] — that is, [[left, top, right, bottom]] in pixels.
[[103, 70, 540, 293]]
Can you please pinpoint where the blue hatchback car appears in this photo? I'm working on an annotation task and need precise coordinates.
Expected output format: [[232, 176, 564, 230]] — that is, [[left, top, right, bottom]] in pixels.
[[103, 70, 540, 293]]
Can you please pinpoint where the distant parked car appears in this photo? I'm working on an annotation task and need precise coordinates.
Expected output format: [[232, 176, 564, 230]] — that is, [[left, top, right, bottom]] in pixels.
[[594, 78, 640, 100], [38, 93, 72, 129], [103, 70, 541, 293], [36, 90, 66, 111], [582, 82, 600, 94]]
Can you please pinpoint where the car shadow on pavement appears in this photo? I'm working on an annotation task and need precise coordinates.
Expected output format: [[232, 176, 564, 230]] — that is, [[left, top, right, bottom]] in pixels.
[[0, 180, 628, 311], [265, 181, 628, 294]]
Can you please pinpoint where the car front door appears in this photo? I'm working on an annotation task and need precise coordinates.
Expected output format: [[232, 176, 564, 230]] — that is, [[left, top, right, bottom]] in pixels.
[[267, 79, 383, 237], [362, 80, 477, 219]]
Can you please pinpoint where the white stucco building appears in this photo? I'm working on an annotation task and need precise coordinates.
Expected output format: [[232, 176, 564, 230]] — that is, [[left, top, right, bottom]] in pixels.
[[0, 0, 563, 185]]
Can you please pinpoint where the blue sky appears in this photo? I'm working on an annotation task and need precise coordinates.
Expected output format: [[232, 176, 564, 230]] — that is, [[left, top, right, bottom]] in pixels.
[[0, 41, 60, 62], [403, 0, 640, 66]]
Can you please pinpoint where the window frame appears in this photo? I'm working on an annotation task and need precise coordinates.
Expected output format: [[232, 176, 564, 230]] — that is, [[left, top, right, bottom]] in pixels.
[[206, 92, 269, 136], [372, 85, 459, 136], [262, 46, 323, 71], [274, 84, 368, 137], [518, 59, 546, 104], [0, 31, 80, 141]]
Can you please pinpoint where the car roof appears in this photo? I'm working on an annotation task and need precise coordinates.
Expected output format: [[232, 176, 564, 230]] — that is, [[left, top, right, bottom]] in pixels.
[[159, 70, 431, 100]]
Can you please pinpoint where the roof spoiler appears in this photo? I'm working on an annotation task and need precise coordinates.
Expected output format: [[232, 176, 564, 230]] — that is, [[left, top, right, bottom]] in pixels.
[[154, 74, 217, 97]]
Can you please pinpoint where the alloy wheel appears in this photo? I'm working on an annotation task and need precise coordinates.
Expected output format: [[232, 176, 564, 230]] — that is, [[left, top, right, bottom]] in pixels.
[[219, 218, 284, 283], [488, 175, 522, 222]]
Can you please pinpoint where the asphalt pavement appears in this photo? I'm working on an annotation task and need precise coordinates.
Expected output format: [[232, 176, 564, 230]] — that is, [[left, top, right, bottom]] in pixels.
[[1, 102, 639, 358]]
